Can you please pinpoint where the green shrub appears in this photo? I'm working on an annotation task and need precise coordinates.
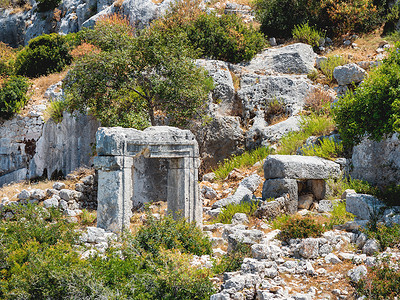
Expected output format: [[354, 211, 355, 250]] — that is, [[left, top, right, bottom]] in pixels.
[[15, 33, 72, 78], [79, 209, 97, 226], [213, 146, 272, 180], [377, 184, 400, 207], [80, 14, 135, 52], [134, 213, 212, 256], [278, 114, 334, 155], [255, 0, 382, 38], [212, 242, 251, 274], [36, 0, 61, 11], [333, 42, 400, 147], [355, 257, 400, 299], [364, 223, 400, 251], [320, 55, 348, 83], [0, 42, 15, 76], [292, 23, 325, 47], [326, 176, 378, 199], [277, 215, 326, 241], [301, 137, 344, 159], [185, 13, 265, 63], [0, 76, 29, 120], [213, 201, 259, 224], [155, 0, 265, 63]]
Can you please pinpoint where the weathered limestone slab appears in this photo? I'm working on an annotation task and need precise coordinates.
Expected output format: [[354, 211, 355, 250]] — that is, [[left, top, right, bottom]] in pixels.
[[262, 178, 298, 214], [94, 126, 201, 233], [263, 155, 341, 180]]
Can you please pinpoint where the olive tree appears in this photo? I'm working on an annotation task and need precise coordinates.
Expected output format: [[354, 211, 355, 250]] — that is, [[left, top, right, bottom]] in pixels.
[[64, 29, 214, 128]]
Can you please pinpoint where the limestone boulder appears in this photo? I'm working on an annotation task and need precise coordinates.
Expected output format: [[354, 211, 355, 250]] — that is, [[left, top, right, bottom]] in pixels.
[[238, 73, 314, 119], [348, 265, 367, 283], [298, 194, 314, 210], [263, 155, 341, 180], [262, 178, 298, 214], [346, 193, 385, 220], [333, 63, 366, 86], [245, 43, 317, 75], [239, 174, 262, 192], [351, 134, 400, 186]]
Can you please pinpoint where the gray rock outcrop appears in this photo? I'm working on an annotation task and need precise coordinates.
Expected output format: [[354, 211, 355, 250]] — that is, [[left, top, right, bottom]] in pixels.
[[333, 63, 366, 86]]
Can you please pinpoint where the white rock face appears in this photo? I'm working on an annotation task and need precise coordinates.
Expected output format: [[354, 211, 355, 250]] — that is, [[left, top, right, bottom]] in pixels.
[[333, 63, 366, 85]]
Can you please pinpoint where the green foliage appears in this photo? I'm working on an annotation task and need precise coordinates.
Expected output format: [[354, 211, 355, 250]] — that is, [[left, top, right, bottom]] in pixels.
[[44, 99, 68, 123], [320, 55, 348, 83], [292, 23, 324, 47], [278, 114, 334, 155], [0, 42, 16, 76], [213, 146, 272, 180], [212, 242, 251, 274], [134, 213, 212, 256], [79, 209, 97, 226], [64, 25, 213, 128], [324, 201, 354, 229], [156, 0, 265, 63], [0, 204, 215, 299], [376, 184, 400, 207], [364, 223, 400, 251], [333, 43, 400, 147], [184, 13, 265, 63], [15, 33, 72, 78], [356, 257, 400, 299], [277, 215, 326, 241], [36, 0, 61, 11], [0, 76, 29, 120], [213, 201, 259, 224], [254, 0, 382, 38], [301, 137, 344, 159], [326, 176, 378, 199]]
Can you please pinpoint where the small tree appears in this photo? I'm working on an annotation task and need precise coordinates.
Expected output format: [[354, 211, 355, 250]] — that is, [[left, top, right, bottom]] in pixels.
[[63, 28, 214, 128]]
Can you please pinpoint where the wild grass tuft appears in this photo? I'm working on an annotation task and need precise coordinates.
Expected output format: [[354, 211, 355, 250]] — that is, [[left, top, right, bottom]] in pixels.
[[319, 55, 348, 83], [324, 201, 354, 229], [213, 146, 272, 181], [301, 137, 344, 160], [212, 201, 259, 224], [326, 176, 378, 199], [292, 23, 325, 47], [278, 114, 334, 155], [44, 99, 68, 123]]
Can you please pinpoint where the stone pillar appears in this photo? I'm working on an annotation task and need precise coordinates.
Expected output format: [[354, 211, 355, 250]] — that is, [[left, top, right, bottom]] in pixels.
[[94, 155, 133, 233]]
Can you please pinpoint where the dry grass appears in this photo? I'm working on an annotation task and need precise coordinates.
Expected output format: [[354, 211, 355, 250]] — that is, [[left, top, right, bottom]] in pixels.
[[0, 167, 94, 201], [329, 27, 390, 63], [27, 70, 68, 105], [304, 88, 335, 114]]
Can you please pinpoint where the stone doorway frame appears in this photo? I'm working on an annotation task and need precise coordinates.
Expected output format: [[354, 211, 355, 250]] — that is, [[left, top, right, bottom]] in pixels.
[[94, 127, 201, 233]]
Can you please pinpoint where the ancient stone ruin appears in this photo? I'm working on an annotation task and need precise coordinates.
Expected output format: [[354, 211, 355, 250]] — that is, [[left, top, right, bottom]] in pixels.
[[262, 155, 342, 214], [94, 126, 201, 233]]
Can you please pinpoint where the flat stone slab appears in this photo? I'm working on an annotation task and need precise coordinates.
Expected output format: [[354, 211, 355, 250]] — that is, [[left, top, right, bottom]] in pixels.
[[263, 155, 341, 180]]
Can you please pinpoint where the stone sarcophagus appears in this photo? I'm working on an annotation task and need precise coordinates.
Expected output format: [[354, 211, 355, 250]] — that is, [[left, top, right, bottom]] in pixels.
[[94, 126, 201, 233]]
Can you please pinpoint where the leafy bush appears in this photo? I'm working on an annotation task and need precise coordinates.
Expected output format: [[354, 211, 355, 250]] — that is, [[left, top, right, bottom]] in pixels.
[[376, 184, 400, 207], [36, 0, 61, 11], [301, 137, 344, 159], [333, 42, 400, 147], [80, 14, 134, 52], [15, 33, 72, 78], [0, 76, 29, 120], [213, 146, 272, 180], [356, 257, 400, 299], [0, 42, 15, 76], [0, 204, 215, 299], [155, 0, 265, 63], [277, 215, 326, 241], [134, 213, 212, 256], [278, 114, 334, 155], [213, 201, 259, 224], [254, 0, 382, 38], [69, 43, 101, 60], [364, 223, 400, 251], [326, 176, 378, 199], [320, 55, 348, 83], [212, 242, 251, 273], [292, 23, 325, 47]]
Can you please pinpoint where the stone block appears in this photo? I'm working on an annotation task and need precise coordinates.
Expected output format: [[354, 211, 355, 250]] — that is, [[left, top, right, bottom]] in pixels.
[[346, 193, 384, 220], [262, 178, 298, 214], [264, 155, 341, 180]]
